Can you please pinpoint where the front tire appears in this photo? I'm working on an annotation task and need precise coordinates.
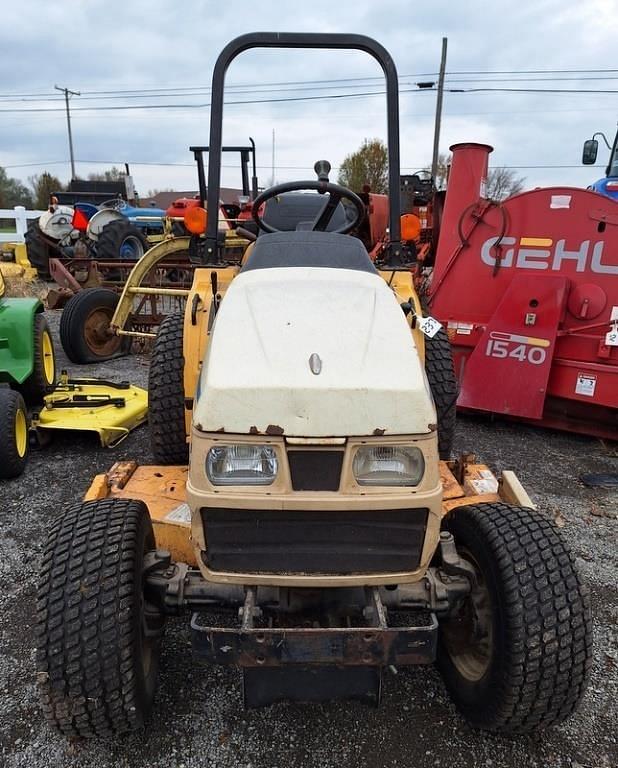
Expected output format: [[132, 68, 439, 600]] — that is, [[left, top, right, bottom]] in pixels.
[[437, 502, 592, 733], [36, 498, 163, 738], [0, 389, 29, 478], [148, 313, 188, 464], [424, 327, 457, 459], [20, 314, 56, 403], [59, 287, 126, 363], [96, 219, 149, 261]]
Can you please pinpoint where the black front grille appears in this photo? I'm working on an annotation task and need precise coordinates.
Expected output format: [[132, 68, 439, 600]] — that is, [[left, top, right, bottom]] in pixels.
[[287, 450, 343, 491], [202, 507, 428, 575]]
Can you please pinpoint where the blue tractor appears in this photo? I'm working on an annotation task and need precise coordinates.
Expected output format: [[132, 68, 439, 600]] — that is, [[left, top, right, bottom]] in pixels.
[[582, 125, 618, 200], [25, 178, 166, 277]]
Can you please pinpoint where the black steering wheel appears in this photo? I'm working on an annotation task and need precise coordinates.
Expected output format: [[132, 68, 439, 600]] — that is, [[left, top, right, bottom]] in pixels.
[[251, 160, 365, 235]]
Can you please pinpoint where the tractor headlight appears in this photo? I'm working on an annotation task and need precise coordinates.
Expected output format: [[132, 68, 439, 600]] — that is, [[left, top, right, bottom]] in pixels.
[[206, 445, 278, 486], [352, 446, 425, 487]]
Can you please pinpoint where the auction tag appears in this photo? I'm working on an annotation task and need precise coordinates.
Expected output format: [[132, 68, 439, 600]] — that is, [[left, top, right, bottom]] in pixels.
[[575, 373, 596, 397], [605, 324, 618, 347], [417, 315, 442, 339]]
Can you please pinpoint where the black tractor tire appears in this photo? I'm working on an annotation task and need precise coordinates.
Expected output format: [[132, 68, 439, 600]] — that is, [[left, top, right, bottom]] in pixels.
[[424, 326, 458, 459], [36, 498, 163, 738], [19, 313, 56, 404], [0, 388, 29, 478], [24, 219, 52, 278], [59, 287, 127, 363], [149, 313, 188, 464], [96, 219, 150, 261], [437, 502, 592, 734]]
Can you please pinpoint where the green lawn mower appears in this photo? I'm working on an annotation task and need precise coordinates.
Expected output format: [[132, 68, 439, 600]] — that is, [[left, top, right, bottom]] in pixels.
[[0, 271, 56, 478]]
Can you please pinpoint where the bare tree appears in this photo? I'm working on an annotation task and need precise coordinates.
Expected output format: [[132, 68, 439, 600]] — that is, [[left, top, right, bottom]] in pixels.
[[87, 166, 126, 182], [429, 153, 525, 201], [485, 166, 525, 201]]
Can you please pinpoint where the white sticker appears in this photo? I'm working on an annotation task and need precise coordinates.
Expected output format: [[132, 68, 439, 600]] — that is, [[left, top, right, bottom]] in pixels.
[[447, 321, 473, 335], [575, 373, 596, 397], [605, 324, 618, 347], [456, 323, 473, 335], [611, 306, 618, 322], [471, 478, 499, 494], [550, 195, 571, 209], [417, 315, 442, 339], [165, 503, 192, 524], [479, 469, 496, 480]]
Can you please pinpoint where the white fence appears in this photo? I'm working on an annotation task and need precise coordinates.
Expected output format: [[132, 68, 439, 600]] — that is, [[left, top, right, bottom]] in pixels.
[[0, 206, 46, 244]]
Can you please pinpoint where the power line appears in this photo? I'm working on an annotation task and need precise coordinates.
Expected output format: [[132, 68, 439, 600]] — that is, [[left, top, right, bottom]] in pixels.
[[0, 66, 617, 101], [0, 83, 615, 115]]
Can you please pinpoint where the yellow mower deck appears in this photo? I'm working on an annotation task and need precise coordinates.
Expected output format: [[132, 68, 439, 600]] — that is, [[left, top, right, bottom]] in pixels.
[[0, 245, 38, 282], [32, 376, 148, 447], [83, 456, 534, 568]]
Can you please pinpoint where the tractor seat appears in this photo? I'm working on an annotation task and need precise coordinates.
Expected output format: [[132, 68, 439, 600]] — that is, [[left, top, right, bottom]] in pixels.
[[261, 191, 352, 232], [241, 230, 378, 273]]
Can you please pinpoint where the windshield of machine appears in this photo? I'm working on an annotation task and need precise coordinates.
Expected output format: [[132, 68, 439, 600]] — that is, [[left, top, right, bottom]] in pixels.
[[609, 148, 618, 178]]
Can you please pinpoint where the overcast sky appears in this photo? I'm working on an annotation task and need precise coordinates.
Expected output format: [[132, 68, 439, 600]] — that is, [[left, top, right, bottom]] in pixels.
[[1, 0, 616, 201]]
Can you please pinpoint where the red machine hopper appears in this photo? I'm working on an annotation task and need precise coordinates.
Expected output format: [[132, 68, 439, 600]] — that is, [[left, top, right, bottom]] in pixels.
[[428, 143, 618, 439]]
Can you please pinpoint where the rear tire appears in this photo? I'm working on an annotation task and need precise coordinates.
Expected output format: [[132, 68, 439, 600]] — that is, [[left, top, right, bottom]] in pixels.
[[437, 502, 592, 733], [24, 220, 52, 278], [424, 327, 457, 459], [59, 287, 126, 363], [36, 498, 163, 738], [148, 313, 188, 464], [0, 389, 28, 478], [20, 314, 56, 403], [96, 219, 149, 261]]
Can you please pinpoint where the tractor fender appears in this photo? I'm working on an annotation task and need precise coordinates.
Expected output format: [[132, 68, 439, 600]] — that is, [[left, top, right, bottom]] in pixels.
[[38, 206, 74, 240], [0, 298, 44, 385], [86, 208, 125, 241]]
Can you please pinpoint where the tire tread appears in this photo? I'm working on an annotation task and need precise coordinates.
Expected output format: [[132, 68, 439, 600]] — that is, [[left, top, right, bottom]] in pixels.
[[440, 502, 592, 733]]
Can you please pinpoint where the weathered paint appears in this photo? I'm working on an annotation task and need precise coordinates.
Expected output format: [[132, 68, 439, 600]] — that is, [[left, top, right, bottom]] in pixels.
[[193, 267, 436, 437]]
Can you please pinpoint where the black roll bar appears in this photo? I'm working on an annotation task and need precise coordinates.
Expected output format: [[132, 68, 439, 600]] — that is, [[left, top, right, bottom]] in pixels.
[[203, 32, 402, 264], [190, 143, 257, 206]]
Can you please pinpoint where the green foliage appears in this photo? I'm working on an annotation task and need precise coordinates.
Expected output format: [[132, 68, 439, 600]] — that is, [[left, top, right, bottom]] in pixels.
[[338, 139, 388, 194], [29, 172, 65, 209], [0, 167, 33, 209]]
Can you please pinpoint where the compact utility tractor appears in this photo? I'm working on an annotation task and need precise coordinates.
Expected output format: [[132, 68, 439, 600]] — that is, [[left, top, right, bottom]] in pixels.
[[36, 33, 592, 738], [0, 271, 56, 478]]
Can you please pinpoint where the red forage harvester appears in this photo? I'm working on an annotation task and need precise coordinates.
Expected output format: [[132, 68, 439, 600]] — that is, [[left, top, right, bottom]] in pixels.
[[427, 142, 618, 440]]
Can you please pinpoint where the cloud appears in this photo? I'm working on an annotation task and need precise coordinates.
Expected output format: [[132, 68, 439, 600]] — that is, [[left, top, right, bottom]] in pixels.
[[0, 0, 614, 195]]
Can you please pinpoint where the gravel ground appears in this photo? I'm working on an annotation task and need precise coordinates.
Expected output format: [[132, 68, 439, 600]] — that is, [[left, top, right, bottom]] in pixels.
[[1, 310, 616, 768]]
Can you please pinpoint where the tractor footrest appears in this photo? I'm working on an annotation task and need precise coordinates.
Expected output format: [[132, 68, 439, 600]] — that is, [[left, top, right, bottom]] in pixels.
[[191, 587, 438, 680], [191, 613, 437, 667]]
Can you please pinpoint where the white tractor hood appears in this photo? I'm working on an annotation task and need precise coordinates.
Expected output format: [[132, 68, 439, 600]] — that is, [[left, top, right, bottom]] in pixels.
[[193, 267, 436, 437]]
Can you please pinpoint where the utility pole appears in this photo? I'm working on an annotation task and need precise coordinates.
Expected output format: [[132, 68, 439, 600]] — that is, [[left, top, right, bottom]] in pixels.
[[431, 37, 448, 181], [271, 128, 275, 186], [54, 85, 80, 180]]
